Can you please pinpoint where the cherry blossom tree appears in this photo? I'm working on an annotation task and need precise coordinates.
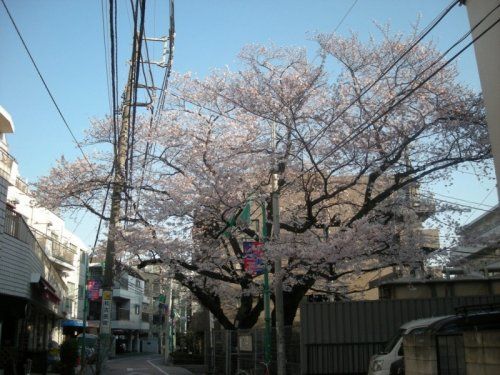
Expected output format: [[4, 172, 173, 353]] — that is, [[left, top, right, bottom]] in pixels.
[[35, 27, 491, 329]]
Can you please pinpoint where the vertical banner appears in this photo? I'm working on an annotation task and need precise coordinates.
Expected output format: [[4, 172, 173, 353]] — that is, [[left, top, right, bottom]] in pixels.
[[243, 241, 264, 276], [87, 279, 101, 301], [100, 290, 113, 334]]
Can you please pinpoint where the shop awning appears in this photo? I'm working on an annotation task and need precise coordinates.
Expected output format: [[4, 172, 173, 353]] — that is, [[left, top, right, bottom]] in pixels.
[[62, 319, 84, 327], [31, 273, 61, 304]]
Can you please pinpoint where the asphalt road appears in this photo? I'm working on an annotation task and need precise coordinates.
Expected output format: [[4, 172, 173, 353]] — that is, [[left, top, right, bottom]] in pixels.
[[105, 354, 195, 375]]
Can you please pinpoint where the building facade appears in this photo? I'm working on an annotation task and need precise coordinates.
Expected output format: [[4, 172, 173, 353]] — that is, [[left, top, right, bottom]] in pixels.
[[86, 262, 150, 352], [0, 106, 89, 373]]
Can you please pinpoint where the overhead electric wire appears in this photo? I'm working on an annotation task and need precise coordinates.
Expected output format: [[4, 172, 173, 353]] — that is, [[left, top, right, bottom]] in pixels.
[[424, 191, 496, 208], [100, 0, 113, 117], [463, 185, 497, 224], [419, 192, 492, 212], [1, 0, 95, 171], [109, 0, 119, 151], [333, 0, 358, 33], [307, 0, 460, 150], [284, 11, 500, 193], [125, 0, 147, 223]]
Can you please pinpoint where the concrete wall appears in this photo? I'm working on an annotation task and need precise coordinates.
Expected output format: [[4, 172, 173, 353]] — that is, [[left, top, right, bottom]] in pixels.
[[381, 278, 500, 300], [464, 331, 500, 375], [404, 331, 500, 375], [404, 334, 438, 375]]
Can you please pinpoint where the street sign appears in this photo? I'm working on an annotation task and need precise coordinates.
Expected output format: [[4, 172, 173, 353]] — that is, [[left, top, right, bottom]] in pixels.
[[100, 290, 113, 334]]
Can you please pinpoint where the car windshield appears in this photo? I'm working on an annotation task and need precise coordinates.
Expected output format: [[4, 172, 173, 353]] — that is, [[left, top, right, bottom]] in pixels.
[[382, 329, 404, 354]]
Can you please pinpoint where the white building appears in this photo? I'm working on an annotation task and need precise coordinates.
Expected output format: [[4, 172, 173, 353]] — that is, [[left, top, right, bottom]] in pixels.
[[86, 262, 150, 352], [0, 106, 89, 373], [462, 0, 500, 199]]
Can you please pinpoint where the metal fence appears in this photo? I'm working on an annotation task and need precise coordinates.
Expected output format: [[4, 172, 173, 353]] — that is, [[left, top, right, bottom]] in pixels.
[[300, 295, 500, 374], [206, 327, 300, 375]]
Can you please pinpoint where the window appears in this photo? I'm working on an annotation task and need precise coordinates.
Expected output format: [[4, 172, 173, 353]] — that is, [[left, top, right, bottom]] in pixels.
[[135, 304, 140, 315]]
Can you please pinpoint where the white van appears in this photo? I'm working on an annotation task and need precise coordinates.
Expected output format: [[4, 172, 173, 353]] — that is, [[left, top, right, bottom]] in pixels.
[[367, 315, 449, 375]]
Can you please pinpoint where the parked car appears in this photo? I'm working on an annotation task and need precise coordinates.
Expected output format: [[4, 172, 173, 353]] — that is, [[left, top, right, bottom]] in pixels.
[[368, 308, 500, 375], [367, 315, 449, 375]]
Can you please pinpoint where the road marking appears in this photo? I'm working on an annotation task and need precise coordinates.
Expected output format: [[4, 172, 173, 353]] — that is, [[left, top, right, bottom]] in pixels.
[[147, 359, 170, 375], [127, 368, 149, 372]]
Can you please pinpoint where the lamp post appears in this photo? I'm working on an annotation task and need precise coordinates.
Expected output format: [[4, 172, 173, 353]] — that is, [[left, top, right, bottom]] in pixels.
[[271, 121, 286, 375]]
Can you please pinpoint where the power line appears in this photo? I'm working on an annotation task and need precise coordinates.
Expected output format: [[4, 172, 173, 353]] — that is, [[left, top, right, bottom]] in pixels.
[[333, 0, 358, 33], [109, 0, 119, 150], [285, 12, 500, 193], [307, 0, 460, 150], [422, 190, 495, 208], [100, 0, 113, 117], [463, 185, 497, 224], [1, 0, 95, 170], [419, 192, 492, 212]]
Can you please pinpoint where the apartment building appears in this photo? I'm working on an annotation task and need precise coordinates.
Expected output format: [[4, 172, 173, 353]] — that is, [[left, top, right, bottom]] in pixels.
[[86, 262, 150, 352], [0, 106, 89, 373], [446, 205, 500, 277]]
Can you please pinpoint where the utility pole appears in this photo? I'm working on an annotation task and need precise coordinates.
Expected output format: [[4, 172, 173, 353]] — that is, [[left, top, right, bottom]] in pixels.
[[261, 203, 272, 368], [96, 32, 140, 375], [164, 278, 174, 364], [271, 122, 286, 375]]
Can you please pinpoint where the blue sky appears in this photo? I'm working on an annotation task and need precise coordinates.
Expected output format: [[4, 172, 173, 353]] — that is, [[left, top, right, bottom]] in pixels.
[[0, 0, 497, 246]]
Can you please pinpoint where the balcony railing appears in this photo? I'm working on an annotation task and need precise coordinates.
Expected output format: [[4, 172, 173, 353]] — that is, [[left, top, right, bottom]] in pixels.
[[4, 208, 67, 299], [15, 177, 29, 195], [419, 228, 440, 251], [411, 196, 436, 218], [31, 228, 76, 266], [116, 308, 130, 321], [0, 147, 14, 180]]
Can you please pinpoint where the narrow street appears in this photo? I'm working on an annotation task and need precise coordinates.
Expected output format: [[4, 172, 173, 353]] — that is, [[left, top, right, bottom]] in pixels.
[[105, 354, 196, 375]]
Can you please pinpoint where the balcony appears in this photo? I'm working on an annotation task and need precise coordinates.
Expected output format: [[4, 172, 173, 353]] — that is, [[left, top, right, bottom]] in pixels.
[[15, 177, 29, 195], [3, 208, 67, 304], [116, 308, 130, 321], [51, 241, 76, 265], [111, 320, 150, 332], [411, 196, 436, 220], [32, 229, 76, 268], [0, 147, 14, 181], [419, 228, 440, 251]]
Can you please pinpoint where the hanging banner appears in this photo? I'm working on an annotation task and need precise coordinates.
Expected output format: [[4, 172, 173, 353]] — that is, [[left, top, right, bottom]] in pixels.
[[243, 241, 264, 276], [87, 279, 101, 301]]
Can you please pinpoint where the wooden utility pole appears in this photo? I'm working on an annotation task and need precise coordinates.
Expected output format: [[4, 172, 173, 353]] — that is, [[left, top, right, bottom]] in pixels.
[[96, 32, 140, 374]]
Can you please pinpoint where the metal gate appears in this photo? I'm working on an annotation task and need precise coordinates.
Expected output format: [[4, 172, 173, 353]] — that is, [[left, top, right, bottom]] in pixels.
[[206, 327, 300, 374]]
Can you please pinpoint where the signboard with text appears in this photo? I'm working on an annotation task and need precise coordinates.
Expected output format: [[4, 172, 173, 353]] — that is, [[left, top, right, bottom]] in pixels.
[[100, 290, 112, 334], [87, 279, 101, 301], [243, 241, 264, 276]]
